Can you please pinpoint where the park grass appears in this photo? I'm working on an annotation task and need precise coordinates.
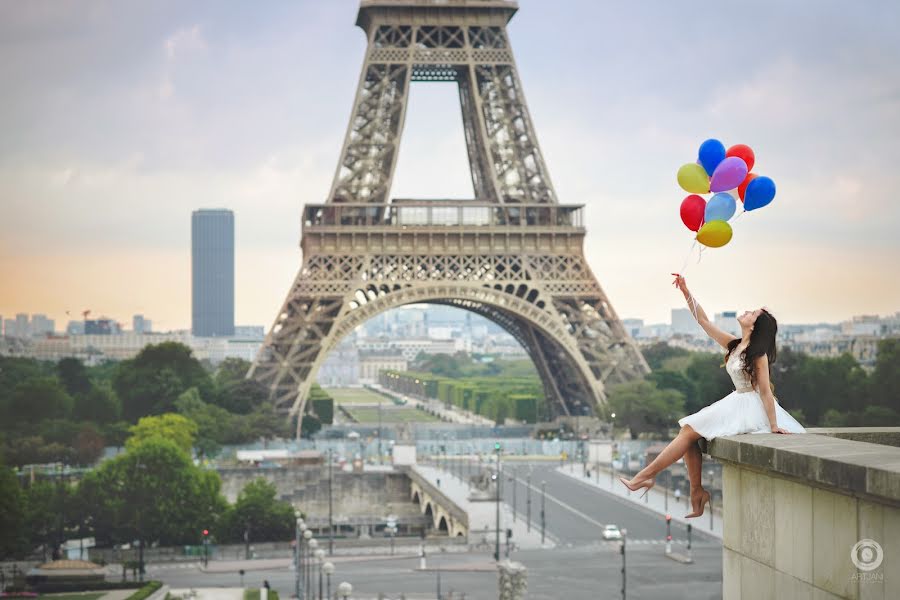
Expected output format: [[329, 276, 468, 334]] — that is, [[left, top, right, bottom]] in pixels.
[[344, 406, 440, 423], [325, 387, 392, 404], [43, 594, 105, 600]]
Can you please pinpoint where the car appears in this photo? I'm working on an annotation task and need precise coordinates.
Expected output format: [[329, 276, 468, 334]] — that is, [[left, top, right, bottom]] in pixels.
[[601, 524, 622, 540]]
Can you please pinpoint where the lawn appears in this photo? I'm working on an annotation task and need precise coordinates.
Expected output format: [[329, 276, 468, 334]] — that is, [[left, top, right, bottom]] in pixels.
[[344, 406, 440, 423], [325, 387, 393, 405], [43, 594, 105, 600]]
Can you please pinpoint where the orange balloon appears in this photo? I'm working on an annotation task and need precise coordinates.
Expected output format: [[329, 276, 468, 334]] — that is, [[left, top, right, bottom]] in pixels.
[[738, 173, 757, 201]]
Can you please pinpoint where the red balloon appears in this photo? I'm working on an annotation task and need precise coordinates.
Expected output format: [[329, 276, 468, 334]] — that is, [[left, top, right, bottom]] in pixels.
[[680, 194, 706, 232], [727, 144, 755, 172], [737, 172, 758, 201]]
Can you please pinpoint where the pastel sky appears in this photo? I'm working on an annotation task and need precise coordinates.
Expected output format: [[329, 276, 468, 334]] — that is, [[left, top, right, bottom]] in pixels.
[[2, 0, 899, 332]]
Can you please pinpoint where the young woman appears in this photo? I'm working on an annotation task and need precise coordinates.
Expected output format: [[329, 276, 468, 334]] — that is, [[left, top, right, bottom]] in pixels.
[[618, 274, 806, 518]]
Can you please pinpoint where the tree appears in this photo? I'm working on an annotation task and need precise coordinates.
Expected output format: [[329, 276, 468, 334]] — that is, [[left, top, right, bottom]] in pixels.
[[218, 478, 295, 544], [0, 465, 27, 559], [79, 436, 227, 547], [684, 353, 733, 412], [871, 339, 900, 411], [56, 358, 92, 397], [126, 413, 198, 454], [8, 378, 73, 423], [114, 342, 213, 421], [74, 383, 121, 423], [73, 423, 106, 466], [608, 380, 685, 439], [641, 342, 691, 371], [175, 388, 228, 459]]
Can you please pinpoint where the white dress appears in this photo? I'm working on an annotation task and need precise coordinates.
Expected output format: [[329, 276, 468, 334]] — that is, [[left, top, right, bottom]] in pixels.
[[677, 348, 806, 440]]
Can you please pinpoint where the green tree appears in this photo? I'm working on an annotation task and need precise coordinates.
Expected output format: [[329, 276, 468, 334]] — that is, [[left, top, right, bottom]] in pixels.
[[218, 478, 295, 544], [684, 352, 733, 411], [8, 378, 73, 423], [127, 413, 198, 454], [0, 464, 27, 559], [114, 342, 213, 421], [74, 382, 121, 423], [56, 357, 92, 397], [641, 342, 691, 371], [175, 388, 228, 459], [608, 380, 685, 439], [79, 437, 227, 547], [73, 423, 106, 465], [871, 339, 900, 411]]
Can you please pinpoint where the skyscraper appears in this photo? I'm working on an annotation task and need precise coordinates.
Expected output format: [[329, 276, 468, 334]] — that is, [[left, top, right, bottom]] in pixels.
[[192, 209, 235, 337]]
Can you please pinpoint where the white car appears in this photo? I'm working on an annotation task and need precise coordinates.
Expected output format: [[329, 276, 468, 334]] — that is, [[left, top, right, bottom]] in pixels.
[[601, 524, 622, 540]]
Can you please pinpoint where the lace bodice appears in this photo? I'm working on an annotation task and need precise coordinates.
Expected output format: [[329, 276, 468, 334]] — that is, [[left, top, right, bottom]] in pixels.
[[726, 348, 755, 393]]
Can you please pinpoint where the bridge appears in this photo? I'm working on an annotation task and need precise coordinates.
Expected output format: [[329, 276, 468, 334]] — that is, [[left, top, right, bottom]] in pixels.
[[404, 465, 469, 538]]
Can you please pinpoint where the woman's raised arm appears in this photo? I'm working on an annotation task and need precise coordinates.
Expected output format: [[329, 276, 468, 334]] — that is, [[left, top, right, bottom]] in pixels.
[[671, 273, 739, 350]]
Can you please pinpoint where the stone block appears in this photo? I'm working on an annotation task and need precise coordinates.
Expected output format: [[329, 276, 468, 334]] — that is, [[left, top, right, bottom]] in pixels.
[[812, 487, 859, 599], [741, 468, 775, 566], [774, 476, 813, 584], [723, 464, 741, 552], [741, 554, 775, 600], [774, 568, 813, 599], [723, 546, 741, 599]]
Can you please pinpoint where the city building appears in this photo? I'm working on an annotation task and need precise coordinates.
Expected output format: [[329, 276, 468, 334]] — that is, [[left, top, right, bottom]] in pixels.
[[84, 317, 121, 335], [318, 339, 361, 386], [671, 308, 703, 337], [713, 311, 740, 337], [359, 349, 407, 383], [133, 314, 152, 334], [192, 208, 235, 337], [621, 318, 644, 338]]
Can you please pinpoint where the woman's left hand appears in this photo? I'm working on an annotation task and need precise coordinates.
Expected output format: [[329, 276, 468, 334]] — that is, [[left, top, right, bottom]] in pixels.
[[770, 425, 791, 434]]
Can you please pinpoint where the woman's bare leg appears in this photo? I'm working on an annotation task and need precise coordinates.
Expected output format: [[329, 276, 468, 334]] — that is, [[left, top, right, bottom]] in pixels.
[[627, 425, 703, 484], [683, 440, 703, 492]]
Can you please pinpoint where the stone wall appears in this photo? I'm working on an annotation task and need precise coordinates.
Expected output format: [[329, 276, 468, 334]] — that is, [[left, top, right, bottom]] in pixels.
[[703, 428, 900, 599]]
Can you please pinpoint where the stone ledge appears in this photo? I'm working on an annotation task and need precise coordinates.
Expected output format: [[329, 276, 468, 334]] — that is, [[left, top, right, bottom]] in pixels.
[[806, 426, 900, 447], [700, 429, 900, 507]]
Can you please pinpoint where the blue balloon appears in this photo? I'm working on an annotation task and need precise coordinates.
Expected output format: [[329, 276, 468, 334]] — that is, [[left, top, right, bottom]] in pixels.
[[705, 192, 736, 222], [698, 139, 726, 176], [744, 176, 776, 211]]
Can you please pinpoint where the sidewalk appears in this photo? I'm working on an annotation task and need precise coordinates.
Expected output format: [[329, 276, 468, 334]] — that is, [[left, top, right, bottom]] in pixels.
[[554, 464, 723, 540], [413, 465, 554, 550]]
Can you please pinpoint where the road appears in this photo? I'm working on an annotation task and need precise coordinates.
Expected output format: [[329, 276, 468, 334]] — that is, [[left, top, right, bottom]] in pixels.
[[147, 462, 722, 599]]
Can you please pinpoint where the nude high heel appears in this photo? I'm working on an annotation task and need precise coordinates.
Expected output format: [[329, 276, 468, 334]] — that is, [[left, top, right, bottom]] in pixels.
[[618, 476, 655, 499], [685, 489, 711, 518]]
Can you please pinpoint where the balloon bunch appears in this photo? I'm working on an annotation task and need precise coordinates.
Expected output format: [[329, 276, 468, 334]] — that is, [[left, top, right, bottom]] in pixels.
[[677, 139, 776, 248]]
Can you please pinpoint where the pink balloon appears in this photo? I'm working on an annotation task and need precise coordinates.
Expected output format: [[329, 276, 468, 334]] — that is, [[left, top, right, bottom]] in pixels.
[[709, 156, 748, 193]]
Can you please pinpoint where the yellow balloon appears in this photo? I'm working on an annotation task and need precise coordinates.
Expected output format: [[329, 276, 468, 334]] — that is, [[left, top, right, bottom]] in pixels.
[[696, 220, 733, 248], [677, 163, 710, 194]]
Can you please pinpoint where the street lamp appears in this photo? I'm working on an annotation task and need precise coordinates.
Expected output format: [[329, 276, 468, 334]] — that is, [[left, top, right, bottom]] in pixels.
[[540, 480, 546, 545], [307, 537, 318, 600], [323, 562, 335, 600], [294, 513, 304, 600], [314, 548, 325, 600], [338, 581, 352, 600]]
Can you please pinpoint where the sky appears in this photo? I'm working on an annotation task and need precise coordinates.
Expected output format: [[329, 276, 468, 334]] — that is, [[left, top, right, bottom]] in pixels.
[[1, 0, 899, 332]]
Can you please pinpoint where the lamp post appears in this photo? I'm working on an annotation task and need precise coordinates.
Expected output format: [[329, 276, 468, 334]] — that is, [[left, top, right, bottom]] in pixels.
[[328, 448, 334, 556], [540, 480, 546, 545], [338, 581, 352, 600], [620, 527, 628, 600], [314, 548, 325, 600], [493, 442, 501, 561], [323, 562, 334, 600], [510, 466, 517, 522], [302, 529, 312, 599], [294, 514, 305, 600], [525, 473, 532, 532], [307, 537, 318, 599]]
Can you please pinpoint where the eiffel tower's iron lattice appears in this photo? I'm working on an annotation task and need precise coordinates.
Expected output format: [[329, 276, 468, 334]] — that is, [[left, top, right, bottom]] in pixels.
[[248, 0, 650, 429]]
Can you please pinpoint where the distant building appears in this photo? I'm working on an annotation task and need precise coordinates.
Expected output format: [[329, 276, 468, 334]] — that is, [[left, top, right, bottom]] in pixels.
[[621, 318, 644, 338], [319, 339, 361, 386], [133, 314, 152, 334], [31, 314, 55, 336], [66, 320, 85, 335], [671, 308, 702, 337], [192, 208, 235, 337], [234, 325, 265, 340], [359, 349, 407, 383], [85, 318, 121, 335], [714, 311, 740, 337], [15, 313, 30, 338]]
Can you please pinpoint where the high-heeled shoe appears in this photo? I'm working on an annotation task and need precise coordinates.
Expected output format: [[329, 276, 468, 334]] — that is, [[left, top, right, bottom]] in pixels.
[[685, 489, 711, 518], [618, 476, 655, 499]]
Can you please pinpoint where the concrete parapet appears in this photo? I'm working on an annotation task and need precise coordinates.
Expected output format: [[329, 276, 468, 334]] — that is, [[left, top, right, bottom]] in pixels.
[[703, 428, 900, 599]]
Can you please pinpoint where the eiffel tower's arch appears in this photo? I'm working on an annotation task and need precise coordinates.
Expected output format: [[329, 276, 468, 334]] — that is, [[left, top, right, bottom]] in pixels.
[[248, 0, 650, 431]]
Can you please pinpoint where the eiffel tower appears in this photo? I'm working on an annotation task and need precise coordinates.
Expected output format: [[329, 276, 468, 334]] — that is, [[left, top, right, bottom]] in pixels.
[[249, 0, 650, 430]]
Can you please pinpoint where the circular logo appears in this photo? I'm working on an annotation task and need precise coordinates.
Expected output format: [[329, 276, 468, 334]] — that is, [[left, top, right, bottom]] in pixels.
[[850, 539, 883, 571]]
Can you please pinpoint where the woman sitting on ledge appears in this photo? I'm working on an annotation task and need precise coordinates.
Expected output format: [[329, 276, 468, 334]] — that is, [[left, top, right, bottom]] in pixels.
[[618, 274, 806, 518]]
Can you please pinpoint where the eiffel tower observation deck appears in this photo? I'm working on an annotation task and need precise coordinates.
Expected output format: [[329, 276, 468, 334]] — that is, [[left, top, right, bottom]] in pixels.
[[249, 0, 650, 429]]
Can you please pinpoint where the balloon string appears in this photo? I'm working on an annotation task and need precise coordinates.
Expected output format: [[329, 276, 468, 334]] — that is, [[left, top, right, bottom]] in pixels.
[[733, 208, 746, 222], [679, 239, 698, 275]]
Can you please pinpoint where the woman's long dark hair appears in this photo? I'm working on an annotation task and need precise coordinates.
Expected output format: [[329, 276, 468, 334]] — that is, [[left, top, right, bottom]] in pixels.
[[724, 309, 778, 390]]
